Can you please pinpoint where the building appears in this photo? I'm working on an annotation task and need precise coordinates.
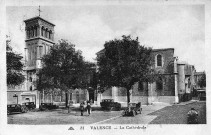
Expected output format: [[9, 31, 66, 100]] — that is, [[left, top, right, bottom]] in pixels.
[[7, 16, 56, 107], [96, 48, 196, 105], [7, 15, 97, 107], [194, 71, 206, 89]]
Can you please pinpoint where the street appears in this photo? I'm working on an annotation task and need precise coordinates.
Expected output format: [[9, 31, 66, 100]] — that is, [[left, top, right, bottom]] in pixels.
[[7, 101, 206, 124]]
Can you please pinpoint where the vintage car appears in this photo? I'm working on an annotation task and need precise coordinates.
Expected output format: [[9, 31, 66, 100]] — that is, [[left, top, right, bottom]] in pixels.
[[100, 99, 121, 111], [39, 103, 59, 111], [22, 102, 36, 110], [7, 104, 28, 115], [122, 102, 142, 116], [197, 89, 206, 101]]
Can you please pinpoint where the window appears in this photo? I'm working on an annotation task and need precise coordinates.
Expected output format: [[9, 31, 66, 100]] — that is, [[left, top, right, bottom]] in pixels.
[[157, 54, 162, 67], [31, 29, 34, 37], [30, 86, 32, 91], [188, 78, 191, 88], [41, 27, 44, 36], [45, 29, 48, 38], [39, 46, 43, 58], [27, 30, 30, 38], [34, 27, 37, 37], [49, 31, 51, 39]]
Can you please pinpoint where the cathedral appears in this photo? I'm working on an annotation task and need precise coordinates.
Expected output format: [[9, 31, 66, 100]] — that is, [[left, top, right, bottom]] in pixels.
[[96, 48, 196, 105], [7, 12, 198, 108]]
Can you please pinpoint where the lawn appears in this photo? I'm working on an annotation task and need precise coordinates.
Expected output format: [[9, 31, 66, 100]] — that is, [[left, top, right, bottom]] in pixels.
[[149, 101, 206, 124]]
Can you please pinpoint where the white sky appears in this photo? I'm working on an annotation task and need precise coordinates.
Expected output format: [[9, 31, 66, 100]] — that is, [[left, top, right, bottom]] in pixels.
[[6, 5, 205, 71]]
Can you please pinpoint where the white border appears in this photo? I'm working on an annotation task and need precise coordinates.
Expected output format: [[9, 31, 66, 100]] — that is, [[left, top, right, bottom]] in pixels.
[[1, 0, 211, 135]]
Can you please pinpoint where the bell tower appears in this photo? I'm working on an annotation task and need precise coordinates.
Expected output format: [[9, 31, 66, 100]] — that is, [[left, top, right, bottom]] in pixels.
[[24, 16, 55, 91]]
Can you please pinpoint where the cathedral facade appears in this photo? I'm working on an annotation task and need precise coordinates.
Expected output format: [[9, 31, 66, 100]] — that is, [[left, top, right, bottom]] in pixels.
[[96, 48, 196, 106]]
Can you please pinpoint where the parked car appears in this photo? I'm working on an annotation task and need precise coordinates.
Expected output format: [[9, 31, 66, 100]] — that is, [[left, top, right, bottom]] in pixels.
[[22, 102, 36, 110], [7, 104, 28, 115], [39, 103, 59, 111], [122, 102, 142, 117], [100, 99, 121, 111], [197, 89, 206, 101]]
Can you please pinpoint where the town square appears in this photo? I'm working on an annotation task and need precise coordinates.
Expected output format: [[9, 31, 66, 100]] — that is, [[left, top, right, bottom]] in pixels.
[[5, 2, 206, 127]]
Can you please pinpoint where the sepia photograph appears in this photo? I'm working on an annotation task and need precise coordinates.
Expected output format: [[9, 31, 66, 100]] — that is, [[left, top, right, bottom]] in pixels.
[[0, 0, 210, 135]]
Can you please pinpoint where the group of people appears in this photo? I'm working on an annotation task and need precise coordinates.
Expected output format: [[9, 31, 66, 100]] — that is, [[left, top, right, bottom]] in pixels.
[[79, 100, 92, 116]]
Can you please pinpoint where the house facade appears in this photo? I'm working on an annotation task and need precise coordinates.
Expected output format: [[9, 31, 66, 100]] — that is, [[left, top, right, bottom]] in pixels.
[[96, 48, 196, 105]]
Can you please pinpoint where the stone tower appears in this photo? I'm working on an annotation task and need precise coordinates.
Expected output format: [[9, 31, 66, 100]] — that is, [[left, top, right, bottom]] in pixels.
[[24, 16, 55, 91]]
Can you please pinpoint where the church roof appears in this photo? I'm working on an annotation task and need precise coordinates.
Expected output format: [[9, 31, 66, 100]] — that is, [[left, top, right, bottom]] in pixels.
[[24, 16, 55, 26]]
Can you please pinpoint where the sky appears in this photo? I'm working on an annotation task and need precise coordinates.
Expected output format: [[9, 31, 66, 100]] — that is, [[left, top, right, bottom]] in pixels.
[[6, 5, 205, 71]]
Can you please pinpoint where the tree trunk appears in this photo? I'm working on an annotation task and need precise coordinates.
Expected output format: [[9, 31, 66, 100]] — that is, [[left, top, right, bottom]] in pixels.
[[126, 85, 132, 107], [65, 92, 68, 108], [127, 89, 130, 107]]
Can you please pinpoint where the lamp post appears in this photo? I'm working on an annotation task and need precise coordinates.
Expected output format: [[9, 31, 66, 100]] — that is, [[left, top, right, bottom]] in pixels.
[[13, 93, 18, 104]]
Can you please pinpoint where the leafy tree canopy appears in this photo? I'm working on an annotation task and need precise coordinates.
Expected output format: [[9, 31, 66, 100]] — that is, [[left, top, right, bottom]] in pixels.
[[6, 38, 25, 86], [36, 39, 95, 93], [198, 73, 206, 88], [97, 35, 153, 103]]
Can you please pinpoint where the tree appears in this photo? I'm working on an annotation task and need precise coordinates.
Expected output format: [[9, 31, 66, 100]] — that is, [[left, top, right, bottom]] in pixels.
[[36, 39, 95, 106], [97, 35, 153, 106], [6, 38, 25, 86], [198, 73, 206, 88]]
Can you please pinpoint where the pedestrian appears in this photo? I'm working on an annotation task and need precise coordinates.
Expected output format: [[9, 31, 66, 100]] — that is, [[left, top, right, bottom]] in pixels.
[[87, 102, 91, 116], [187, 108, 198, 124], [80, 102, 85, 116]]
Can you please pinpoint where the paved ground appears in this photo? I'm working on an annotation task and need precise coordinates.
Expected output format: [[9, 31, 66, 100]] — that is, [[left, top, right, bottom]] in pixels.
[[8, 109, 120, 124], [7, 102, 169, 125], [8, 101, 205, 124], [149, 101, 206, 124], [98, 102, 170, 124]]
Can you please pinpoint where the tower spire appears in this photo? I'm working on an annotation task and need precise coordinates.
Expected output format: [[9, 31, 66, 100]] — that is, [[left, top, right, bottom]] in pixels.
[[38, 5, 42, 17]]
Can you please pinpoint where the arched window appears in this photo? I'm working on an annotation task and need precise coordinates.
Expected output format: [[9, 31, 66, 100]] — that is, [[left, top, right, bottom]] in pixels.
[[41, 26, 44, 36], [49, 30, 52, 39], [27, 30, 30, 39], [31, 27, 34, 37], [157, 54, 162, 67], [34, 26, 37, 37], [30, 29, 33, 38], [45, 29, 48, 38], [30, 86, 32, 91]]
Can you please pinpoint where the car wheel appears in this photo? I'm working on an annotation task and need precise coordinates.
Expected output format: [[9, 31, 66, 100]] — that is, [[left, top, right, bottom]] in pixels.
[[25, 108, 29, 113], [21, 108, 25, 113], [121, 110, 126, 117]]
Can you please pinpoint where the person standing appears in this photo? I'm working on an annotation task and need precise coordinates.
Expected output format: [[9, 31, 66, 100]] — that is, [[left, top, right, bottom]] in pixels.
[[80, 102, 85, 116], [87, 102, 91, 116]]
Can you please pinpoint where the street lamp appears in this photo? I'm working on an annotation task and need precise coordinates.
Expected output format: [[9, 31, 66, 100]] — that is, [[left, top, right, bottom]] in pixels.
[[13, 93, 18, 104]]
